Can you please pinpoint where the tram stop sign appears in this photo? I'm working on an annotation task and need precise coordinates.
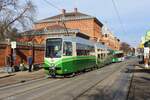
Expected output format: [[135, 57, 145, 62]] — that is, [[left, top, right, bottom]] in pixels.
[[11, 41, 16, 49]]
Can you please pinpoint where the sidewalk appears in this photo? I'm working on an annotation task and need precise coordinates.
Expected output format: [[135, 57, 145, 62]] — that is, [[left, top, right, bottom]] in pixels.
[[128, 64, 150, 100], [0, 68, 45, 87], [0, 68, 15, 79], [0, 73, 16, 79]]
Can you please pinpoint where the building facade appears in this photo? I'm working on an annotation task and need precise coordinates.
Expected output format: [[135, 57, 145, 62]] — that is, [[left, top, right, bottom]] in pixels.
[[18, 8, 120, 50], [0, 8, 121, 68], [33, 8, 103, 42], [102, 26, 120, 50]]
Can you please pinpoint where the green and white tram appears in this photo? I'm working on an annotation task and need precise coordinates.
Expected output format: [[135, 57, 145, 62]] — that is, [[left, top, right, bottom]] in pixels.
[[44, 35, 110, 77], [112, 50, 124, 63]]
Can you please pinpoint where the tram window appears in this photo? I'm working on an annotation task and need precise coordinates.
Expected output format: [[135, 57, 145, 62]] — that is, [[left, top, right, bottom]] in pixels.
[[98, 54, 100, 58], [76, 43, 94, 56], [77, 50, 89, 56], [89, 46, 95, 56], [63, 42, 72, 56], [101, 54, 103, 59]]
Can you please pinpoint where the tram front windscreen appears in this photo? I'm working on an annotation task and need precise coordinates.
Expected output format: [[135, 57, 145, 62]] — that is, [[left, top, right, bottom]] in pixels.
[[114, 53, 124, 58], [45, 38, 62, 58]]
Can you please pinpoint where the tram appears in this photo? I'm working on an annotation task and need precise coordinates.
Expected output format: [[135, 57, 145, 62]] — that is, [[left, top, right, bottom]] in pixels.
[[112, 50, 124, 63], [44, 35, 112, 77]]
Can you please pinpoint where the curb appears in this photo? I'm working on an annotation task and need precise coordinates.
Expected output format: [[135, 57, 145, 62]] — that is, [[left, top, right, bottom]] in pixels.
[[0, 73, 16, 79]]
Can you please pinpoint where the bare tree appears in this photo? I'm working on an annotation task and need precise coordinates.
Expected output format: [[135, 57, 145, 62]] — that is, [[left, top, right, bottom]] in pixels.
[[120, 42, 131, 54], [0, 0, 36, 41]]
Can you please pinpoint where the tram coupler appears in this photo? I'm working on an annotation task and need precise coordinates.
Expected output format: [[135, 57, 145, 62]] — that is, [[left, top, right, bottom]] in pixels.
[[49, 67, 56, 78]]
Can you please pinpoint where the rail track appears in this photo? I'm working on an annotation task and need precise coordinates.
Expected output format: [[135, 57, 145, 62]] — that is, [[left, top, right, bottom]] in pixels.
[[74, 61, 136, 100], [0, 59, 136, 100]]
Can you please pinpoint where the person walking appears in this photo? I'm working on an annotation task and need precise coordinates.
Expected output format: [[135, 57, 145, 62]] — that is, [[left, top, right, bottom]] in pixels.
[[6, 55, 11, 73], [28, 56, 33, 72]]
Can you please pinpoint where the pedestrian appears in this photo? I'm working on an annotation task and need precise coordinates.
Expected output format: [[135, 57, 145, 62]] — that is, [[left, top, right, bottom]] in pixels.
[[5, 54, 12, 73], [28, 56, 33, 72]]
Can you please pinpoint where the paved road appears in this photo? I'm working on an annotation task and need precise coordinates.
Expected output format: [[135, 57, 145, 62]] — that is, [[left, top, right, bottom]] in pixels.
[[0, 69, 45, 87], [0, 59, 136, 100]]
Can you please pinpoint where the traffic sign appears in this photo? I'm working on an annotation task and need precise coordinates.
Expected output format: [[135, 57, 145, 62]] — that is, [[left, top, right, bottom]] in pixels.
[[11, 41, 16, 49], [144, 47, 149, 54]]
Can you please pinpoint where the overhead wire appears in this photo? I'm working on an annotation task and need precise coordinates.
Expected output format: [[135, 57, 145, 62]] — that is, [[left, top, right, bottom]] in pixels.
[[43, 0, 61, 11], [111, 0, 126, 35], [43, 0, 100, 38], [43, 0, 69, 36]]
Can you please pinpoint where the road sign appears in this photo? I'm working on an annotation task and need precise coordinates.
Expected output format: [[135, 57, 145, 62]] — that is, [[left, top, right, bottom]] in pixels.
[[144, 47, 149, 54], [11, 41, 16, 49], [144, 47, 149, 58]]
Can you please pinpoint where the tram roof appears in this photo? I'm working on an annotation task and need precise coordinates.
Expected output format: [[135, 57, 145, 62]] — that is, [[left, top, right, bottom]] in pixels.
[[62, 36, 94, 46], [46, 36, 108, 49]]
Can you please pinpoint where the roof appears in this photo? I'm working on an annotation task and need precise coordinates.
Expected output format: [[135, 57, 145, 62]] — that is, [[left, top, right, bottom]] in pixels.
[[22, 24, 68, 33], [17, 24, 80, 36], [35, 11, 103, 27], [37, 24, 67, 31], [37, 12, 93, 22], [45, 12, 92, 20]]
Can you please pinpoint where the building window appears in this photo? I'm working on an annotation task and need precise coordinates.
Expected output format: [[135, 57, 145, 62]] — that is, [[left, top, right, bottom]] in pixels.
[[105, 34, 108, 37]]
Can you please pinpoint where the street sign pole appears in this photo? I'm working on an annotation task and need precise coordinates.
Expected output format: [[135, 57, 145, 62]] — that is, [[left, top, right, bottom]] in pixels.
[[11, 41, 16, 72]]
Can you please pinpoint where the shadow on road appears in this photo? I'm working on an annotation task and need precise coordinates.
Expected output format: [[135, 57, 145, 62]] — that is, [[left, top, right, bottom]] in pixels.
[[123, 64, 150, 74], [126, 68, 150, 73], [73, 88, 115, 100]]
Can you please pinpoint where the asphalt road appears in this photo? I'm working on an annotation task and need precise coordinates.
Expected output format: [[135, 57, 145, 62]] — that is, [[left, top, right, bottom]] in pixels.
[[0, 59, 136, 100]]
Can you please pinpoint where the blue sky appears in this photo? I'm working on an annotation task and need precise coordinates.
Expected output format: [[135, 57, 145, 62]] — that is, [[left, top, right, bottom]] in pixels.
[[33, 0, 150, 47]]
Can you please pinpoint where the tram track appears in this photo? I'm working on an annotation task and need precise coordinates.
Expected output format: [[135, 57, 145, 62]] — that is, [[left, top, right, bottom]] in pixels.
[[30, 60, 134, 100], [0, 73, 97, 100], [0, 70, 46, 88], [0, 78, 62, 99], [126, 65, 135, 100], [0, 77, 45, 90], [73, 62, 130, 100], [0, 59, 136, 100], [75, 60, 137, 100]]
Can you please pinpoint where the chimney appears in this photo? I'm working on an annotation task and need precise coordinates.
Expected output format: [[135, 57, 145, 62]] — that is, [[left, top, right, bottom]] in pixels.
[[74, 8, 78, 13], [62, 9, 66, 15]]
